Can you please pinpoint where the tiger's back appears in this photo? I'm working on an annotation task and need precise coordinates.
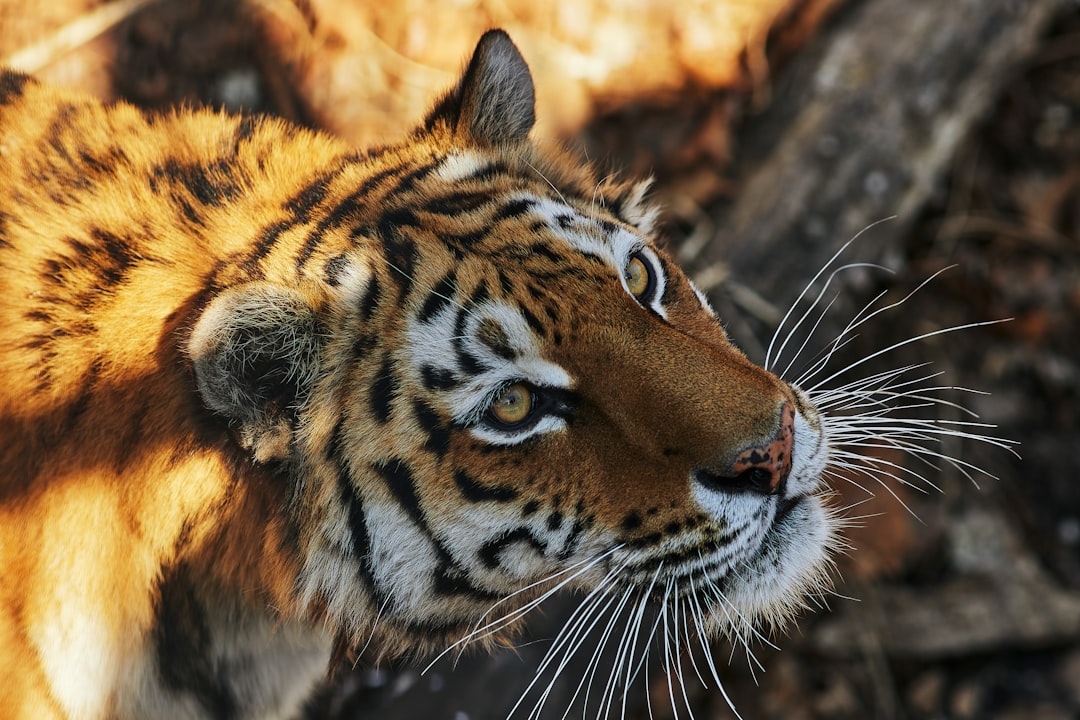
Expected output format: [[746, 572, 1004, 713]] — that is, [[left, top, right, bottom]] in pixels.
[[0, 32, 834, 719]]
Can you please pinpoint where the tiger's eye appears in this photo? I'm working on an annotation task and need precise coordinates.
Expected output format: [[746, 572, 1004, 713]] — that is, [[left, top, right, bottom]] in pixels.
[[625, 255, 650, 298], [489, 382, 534, 426]]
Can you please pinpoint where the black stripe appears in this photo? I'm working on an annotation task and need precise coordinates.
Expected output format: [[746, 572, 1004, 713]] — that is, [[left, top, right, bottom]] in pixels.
[[417, 270, 456, 323], [468, 280, 490, 307], [546, 511, 563, 531], [493, 197, 535, 221], [325, 162, 401, 226], [519, 304, 547, 339], [443, 228, 487, 249], [352, 332, 378, 359], [285, 171, 334, 218], [234, 115, 257, 145], [291, 171, 361, 269], [527, 242, 564, 265], [627, 528, 740, 572], [470, 161, 509, 183], [374, 459, 502, 601], [413, 401, 451, 459], [154, 567, 237, 720], [323, 254, 349, 286], [380, 211, 419, 285], [152, 158, 240, 208], [358, 272, 381, 321], [92, 228, 135, 286], [420, 364, 457, 391], [452, 309, 486, 376], [248, 156, 365, 273], [432, 565, 490, 597], [174, 192, 204, 227], [44, 103, 77, 162], [478, 527, 548, 570], [369, 355, 396, 423], [379, 207, 420, 237], [497, 271, 514, 296], [597, 219, 620, 236], [558, 518, 586, 561], [424, 191, 491, 215], [245, 219, 292, 273], [387, 161, 437, 195], [454, 469, 518, 503], [330, 422, 381, 599], [376, 459, 425, 527], [0, 71, 31, 107], [658, 255, 676, 307]]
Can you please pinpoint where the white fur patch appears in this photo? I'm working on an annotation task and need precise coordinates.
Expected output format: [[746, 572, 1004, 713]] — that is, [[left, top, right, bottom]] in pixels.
[[434, 151, 489, 182], [38, 608, 115, 719], [327, 253, 374, 311], [788, 391, 828, 497], [296, 499, 373, 633], [365, 499, 441, 619]]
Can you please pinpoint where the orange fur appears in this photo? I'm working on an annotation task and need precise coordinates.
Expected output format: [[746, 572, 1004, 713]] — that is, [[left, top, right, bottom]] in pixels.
[[0, 31, 833, 719]]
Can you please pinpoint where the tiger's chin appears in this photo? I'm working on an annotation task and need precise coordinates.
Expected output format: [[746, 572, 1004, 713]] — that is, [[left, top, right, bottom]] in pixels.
[[714, 491, 838, 637]]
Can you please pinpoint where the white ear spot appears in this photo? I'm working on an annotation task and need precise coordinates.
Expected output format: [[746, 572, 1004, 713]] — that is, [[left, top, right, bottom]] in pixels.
[[435, 151, 489, 182], [324, 253, 374, 311]]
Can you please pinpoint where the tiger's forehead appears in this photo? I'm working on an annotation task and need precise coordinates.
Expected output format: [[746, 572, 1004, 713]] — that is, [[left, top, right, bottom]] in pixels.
[[427, 149, 647, 268]]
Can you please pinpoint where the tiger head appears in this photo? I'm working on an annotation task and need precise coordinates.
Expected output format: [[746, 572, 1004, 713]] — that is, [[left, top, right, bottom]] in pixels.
[[188, 30, 835, 658]]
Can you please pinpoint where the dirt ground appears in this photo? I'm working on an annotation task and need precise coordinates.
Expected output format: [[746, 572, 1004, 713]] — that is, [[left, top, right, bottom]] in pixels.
[[3, 1, 1079, 718]]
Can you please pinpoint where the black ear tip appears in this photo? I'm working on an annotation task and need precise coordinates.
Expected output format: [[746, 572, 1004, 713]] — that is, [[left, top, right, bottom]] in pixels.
[[478, 28, 515, 46], [475, 29, 528, 77]]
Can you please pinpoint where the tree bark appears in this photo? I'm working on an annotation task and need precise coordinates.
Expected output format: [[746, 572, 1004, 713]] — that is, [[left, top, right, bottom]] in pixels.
[[701, 0, 1069, 356]]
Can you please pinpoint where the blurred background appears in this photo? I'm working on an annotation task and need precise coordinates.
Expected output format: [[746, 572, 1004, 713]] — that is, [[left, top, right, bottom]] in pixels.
[[3, 0, 1078, 717]]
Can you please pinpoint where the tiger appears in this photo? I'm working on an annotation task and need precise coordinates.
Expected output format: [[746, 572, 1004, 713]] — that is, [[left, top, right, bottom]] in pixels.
[[0, 29, 837, 719]]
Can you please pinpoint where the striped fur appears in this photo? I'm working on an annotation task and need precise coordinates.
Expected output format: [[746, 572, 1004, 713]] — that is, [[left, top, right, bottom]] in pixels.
[[0, 31, 834, 719]]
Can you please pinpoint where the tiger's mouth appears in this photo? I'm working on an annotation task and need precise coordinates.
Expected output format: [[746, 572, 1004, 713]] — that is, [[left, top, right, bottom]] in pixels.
[[605, 486, 832, 623]]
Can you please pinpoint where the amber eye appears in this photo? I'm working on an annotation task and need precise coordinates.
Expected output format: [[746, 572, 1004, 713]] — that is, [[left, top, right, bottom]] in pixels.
[[624, 252, 655, 300], [488, 382, 535, 427]]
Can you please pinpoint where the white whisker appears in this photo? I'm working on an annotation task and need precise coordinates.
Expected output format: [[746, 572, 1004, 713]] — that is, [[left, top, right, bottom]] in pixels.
[[509, 559, 628, 719], [805, 319, 1006, 394], [426, 545, 623, 673], [766, 216, 896, 369]]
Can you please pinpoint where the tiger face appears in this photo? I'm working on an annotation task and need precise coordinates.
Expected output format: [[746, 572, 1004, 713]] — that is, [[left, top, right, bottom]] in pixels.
[[0, 28, 836, 720], [189, 30, 835, 656]]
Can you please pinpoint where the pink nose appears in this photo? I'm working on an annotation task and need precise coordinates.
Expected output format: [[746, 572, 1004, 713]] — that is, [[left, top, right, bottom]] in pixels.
[[727, 402, 795, 494], [694, 402, 795, 496]]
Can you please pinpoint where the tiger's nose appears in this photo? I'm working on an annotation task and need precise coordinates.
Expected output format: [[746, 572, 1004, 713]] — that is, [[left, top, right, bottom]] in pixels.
[[693, 402, 795, 496]]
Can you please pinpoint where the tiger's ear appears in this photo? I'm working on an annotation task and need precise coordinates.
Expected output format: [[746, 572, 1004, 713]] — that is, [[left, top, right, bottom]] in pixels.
[[188, 283, 322, 462], [424, 29, 535, 147]]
